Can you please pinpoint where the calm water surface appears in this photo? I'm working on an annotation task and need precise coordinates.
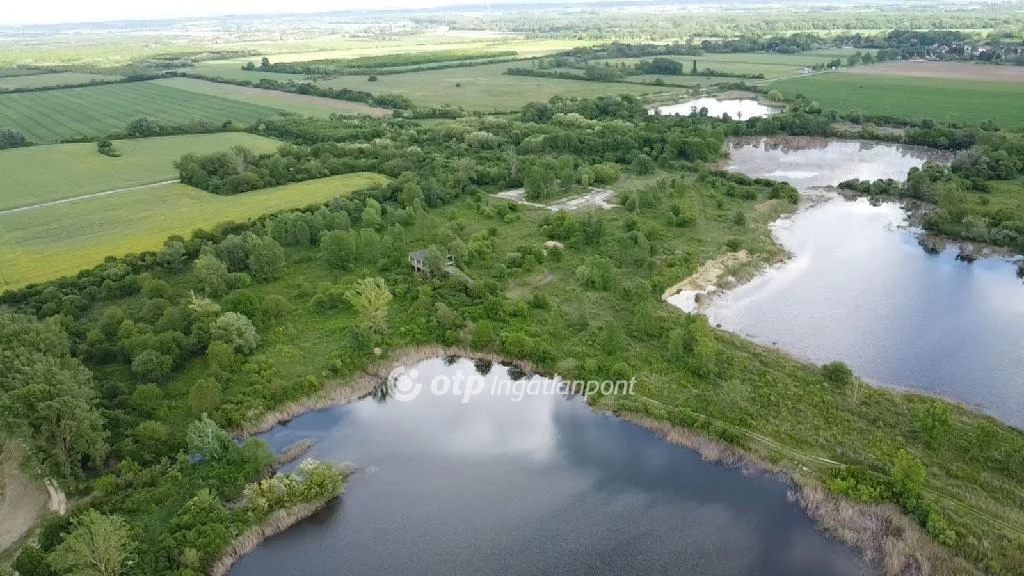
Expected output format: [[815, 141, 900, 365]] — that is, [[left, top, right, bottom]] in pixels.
[[231, 358, 868, 576], [703, 138, 1024, 428], [656, 98, 777, 119]]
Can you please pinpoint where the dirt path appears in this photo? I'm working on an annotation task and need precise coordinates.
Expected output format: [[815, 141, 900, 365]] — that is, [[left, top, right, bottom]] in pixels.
[[0, 444, 49, 555], [0, 180, 179, 217]]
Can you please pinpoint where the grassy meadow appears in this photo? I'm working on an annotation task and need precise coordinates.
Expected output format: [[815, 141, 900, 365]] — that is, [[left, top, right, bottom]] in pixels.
[[0, 71, 122, 90], [595, 50, 866, 81], [771, 72, 1024, 127], [0, 173, 387, 288], [0, 81, 283, 143], [0, 132, 281, 211], [153, 77, 389, 117], [315, 62, 674, 111], [222, 38, 587, 66]]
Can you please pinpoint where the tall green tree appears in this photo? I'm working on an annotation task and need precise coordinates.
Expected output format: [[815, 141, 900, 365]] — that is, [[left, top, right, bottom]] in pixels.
[[49, 510, 136, 576], [193, 253, 229, 297], [245, 234, 285, 281], [0, 314, 107, 476], [345, 277, 393, 334]]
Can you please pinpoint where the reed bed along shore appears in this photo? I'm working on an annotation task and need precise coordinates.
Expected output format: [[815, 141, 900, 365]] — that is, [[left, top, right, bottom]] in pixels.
[[209, 498, 335, 576], [273, 439, 315, 469], [620, 413, 969, 576]]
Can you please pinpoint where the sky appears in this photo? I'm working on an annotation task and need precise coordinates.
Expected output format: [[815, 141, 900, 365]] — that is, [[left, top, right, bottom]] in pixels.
[[2, 0, 547, 26]]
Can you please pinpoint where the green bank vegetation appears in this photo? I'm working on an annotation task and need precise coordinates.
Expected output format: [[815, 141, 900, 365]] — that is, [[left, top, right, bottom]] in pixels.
[[0, 100, 1022, 575], [837, 129, 1024, 252]]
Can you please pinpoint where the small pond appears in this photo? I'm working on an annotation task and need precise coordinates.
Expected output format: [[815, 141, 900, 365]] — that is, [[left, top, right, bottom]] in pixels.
[[655, 97, 778, 119], [230, 357, 869, 576]]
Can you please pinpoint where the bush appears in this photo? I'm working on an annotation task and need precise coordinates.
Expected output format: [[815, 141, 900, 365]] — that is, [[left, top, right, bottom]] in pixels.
[[14, 545, 54, 576], [97, 139, 121, 157], [821, 361, 853, 385], [131, 349, 173, 380], [0, 127, 29, 149], [210, 312, 260, 354]]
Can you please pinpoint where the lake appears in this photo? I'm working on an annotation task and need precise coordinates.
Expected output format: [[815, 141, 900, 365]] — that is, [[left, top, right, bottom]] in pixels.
[[230, 357, 868, 576], [655, 97, 778, 119], [701, 137, 1024, 428]]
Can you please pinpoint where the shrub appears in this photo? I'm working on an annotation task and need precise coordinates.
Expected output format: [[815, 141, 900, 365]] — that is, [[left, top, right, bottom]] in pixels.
[[821, 361, 853, 386], [97, 139, 121, 157], [210, 312, 260, 354]]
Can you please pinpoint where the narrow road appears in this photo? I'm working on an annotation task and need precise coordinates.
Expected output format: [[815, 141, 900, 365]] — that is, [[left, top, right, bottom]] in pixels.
[[0, 179, 179, 217]]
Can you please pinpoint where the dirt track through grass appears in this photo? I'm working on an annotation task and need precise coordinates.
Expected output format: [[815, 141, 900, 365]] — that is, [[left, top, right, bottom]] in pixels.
[[0, 443, 48, 556]]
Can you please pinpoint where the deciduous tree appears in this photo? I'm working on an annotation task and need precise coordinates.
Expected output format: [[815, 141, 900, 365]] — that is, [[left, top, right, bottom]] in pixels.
[[49, 510, 136, 576], [345, 277, 393, 334]]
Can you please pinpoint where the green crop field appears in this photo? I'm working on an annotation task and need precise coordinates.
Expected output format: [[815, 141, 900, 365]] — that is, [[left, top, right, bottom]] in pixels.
[[771, 72, 1024, 127], [315, 62, 674, 111], [0, 72, 122, 90], [153, 77, 389, 117], [0, 68, 46, 78], [0, 132, 281, 212], [0, 173, 387, 288], [189, 61, 308, 83], [0, 81, 283, 143], [593, 51, 875, 81]]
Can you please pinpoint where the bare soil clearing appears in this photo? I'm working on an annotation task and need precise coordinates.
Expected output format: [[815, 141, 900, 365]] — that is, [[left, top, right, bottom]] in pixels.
[[0, 444, 48, 555], [495, 187, 618, 211], [844, 61, 1024, 82], [662, 250, 750, 312]]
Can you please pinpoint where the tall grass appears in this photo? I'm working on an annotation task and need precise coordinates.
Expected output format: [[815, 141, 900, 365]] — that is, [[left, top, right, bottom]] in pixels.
[[208, 499, 333, 576], [622, 413, 972, 576]]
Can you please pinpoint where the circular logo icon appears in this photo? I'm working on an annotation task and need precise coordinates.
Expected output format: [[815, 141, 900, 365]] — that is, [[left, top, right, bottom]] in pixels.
[[388, 365, 422, 402]]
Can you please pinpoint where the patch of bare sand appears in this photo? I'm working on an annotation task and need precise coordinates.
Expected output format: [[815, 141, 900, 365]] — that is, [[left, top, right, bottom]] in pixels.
[[844, 61, 1024, 83], [662, 251, 750, 310], [0, 443, 48, 555]]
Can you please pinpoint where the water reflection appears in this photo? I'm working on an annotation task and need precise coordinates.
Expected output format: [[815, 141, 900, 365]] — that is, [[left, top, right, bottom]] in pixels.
[[704, 138, 1024, 427], [230, 358, 868, 576], [725, 137, 948, 187], [656, 98, 778, 119]]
